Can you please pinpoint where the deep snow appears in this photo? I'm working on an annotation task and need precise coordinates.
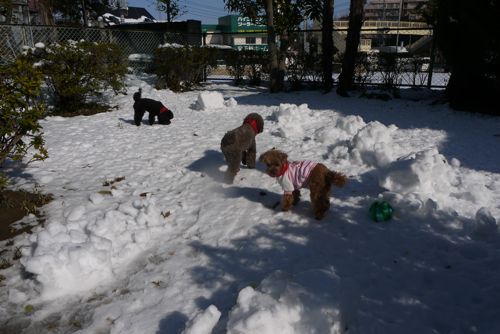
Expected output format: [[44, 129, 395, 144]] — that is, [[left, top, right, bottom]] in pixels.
[[1, 74, 500, 334]]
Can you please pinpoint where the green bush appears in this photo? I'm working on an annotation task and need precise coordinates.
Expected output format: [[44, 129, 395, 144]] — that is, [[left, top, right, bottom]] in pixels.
[[376, 52, 402, 89], [244, 50, 268, 86], [26, 41, 127, 114], [225, 49, 246, 85], [286, 51, 322, 90], [154, 45, 218, 92], [0, 58, 47, 187]]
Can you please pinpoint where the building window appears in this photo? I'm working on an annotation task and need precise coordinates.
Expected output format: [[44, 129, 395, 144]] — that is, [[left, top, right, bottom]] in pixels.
[[261, 37, 268, 44], [245, 37, 256, 44]]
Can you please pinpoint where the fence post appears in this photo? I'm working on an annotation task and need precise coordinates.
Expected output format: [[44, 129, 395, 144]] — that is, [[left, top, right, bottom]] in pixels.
[[203, 32, 207, 81], [427, 30, 436, 89]]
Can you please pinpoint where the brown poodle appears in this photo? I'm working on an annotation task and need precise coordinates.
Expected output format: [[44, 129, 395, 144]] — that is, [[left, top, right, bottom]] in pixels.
[[259, 149, 347, 220], [221, 113, 264, 184]]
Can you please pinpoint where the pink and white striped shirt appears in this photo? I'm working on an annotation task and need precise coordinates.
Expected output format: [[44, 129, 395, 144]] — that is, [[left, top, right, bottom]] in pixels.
[[277, 160, 317, 194]]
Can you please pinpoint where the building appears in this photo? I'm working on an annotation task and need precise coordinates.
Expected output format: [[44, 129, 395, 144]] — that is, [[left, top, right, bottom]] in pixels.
[[103, 6, 156, 26], [0, 0, 30, 24], [364, 0, 428, 22], [333, 0, 430, 52], [202, 15, 268, 51], [0, 0, 149, 26]]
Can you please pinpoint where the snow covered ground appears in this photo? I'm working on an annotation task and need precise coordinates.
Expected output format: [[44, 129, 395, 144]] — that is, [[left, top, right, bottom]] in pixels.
[[1, 73, 500, 334]]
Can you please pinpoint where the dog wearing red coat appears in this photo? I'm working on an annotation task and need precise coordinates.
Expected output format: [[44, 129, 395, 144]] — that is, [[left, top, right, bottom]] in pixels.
[[133, 88, 173, 126], [220, 113, 264, 184]]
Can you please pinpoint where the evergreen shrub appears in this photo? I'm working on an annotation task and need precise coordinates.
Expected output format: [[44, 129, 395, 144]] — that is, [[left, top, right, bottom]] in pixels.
[[286, 51, 323, 90], [0, 58, 47, 187], [225, 49, 268, 86], [25, 40, 127, 114], [154, 45, 218, 91]]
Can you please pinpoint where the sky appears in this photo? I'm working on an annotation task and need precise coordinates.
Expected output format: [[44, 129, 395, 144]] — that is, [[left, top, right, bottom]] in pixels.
[[127, 0, 352, 24], [1, 64, 500, 333]]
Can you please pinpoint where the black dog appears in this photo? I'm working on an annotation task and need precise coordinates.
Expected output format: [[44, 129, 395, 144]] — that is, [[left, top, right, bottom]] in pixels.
[[133, 88, 174, 126]]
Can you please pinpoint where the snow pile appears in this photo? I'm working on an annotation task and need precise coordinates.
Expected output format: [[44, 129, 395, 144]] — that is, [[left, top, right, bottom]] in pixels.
[[128, 53, 153, 62], [224, 97, 238, 107], [227, 270, 341, 334], [380, 148, 456, 195], [182, 305, 221, 334], [272, 103, 313, 139], [272, 106, 397, 168], [197, 91, 237, 110], [314, 115, 367, 148], [378, 148, 498, 221], [349, 121, 398, 167], [337, 115, 367, 136], [158, 43, 184, 49], [471, 208, 498, 239], [21, 196, 171, 299], [228, 286, 301, 334]]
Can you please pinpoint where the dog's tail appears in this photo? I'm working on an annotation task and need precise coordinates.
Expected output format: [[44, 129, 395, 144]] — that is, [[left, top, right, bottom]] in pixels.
[[326, 170, 348, 188], [133, 88, 142, 101]]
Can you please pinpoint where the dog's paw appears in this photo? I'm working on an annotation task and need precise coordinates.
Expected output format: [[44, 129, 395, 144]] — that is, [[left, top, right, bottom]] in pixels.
[[292, 190, 301, 206], [314, 210, 327, 220]]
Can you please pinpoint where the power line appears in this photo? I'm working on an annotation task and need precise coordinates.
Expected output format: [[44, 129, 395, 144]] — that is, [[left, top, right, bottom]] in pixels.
[[180, 0, 354, 23], [188, 0, 227, 12]]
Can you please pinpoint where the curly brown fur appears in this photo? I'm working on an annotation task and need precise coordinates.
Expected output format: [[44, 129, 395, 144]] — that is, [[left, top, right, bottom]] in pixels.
[[259, 149, 347, 220], [221, 113, 264, 184]]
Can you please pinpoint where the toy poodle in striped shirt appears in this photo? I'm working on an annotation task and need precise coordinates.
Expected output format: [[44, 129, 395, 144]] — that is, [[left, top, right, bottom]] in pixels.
[[259, 149, 347, 220]]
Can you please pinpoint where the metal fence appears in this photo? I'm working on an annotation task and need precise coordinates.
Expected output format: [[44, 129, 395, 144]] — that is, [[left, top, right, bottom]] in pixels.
[[0, 24, 196, 68], [0, 24, 449, 89], [204, 27, 449, 89]]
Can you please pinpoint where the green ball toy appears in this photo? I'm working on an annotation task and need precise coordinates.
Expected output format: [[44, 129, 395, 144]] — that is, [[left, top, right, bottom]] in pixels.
[[369, 201, 393, 222]]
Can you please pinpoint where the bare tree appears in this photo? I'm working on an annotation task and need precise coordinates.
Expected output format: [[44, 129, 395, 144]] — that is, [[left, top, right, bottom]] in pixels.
[[336, 0, 364, 96], [301, 0, 336, 92], [27, 0, 56, 25], [265, 0, 284, 92], [156, 0, 185, 22]]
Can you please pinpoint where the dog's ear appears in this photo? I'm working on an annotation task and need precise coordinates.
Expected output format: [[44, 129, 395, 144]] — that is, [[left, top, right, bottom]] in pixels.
[[258, 151, 268, 163], [133, 88, 142, 101], [244, 113, 264, 133], [277, 150, 288, 163]]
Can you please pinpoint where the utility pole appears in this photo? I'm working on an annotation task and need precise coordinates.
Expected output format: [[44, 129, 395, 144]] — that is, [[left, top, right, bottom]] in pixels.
[[382, 0, 387, 46], [395, 0, 403, 49]]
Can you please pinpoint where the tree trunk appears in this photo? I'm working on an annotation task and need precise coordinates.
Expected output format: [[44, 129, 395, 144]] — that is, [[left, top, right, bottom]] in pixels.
[[81, 0, 88, 27], [337, 0, 364, 96], [265, 0, 284, 93], [38, 0, 55, 25], [167, 0, 172, 22], [322, 0, 334, 92]]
